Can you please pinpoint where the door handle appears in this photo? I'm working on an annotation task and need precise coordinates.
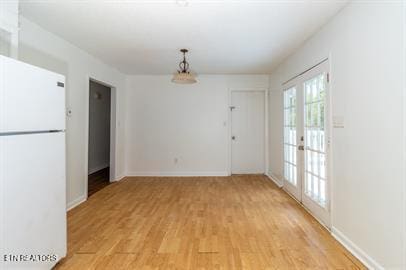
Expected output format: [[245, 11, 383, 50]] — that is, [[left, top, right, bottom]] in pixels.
[[232, 136, 236, 140], [298, 145, 304, 151]]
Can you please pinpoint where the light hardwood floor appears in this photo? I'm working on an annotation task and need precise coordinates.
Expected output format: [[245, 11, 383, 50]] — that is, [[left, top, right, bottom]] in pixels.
[[56, 175, 365, 269]]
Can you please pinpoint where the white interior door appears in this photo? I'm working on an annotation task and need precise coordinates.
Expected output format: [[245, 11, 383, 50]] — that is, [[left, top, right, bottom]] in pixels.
[[231, 91, 265, 174], [283, 60, 331, 227]]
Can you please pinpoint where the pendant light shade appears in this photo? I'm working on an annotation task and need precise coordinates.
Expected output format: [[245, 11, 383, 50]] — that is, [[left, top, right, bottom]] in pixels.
[[172, 72, 197, 84], [172, 49, 197, 84]]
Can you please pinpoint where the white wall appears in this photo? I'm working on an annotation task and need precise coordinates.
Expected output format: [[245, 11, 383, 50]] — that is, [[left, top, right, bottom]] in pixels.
[[0, 0, 19, 58], [268, 2, 405, 269], [88, 81, 111, 174], [125, 75, 268, 176], [268, 88, 283, 184], [18, 17, 127, 209]]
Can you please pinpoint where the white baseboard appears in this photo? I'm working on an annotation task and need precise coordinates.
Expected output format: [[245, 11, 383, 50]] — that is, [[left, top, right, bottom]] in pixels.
[[88, 163, 109, 175], [331, 227, 384, 270], [113, 174, 126, 182], [66, 194, 86, 212], [126, 171, 229, 177], [66, 175, 123, 212], [265, 171, 283, 187]]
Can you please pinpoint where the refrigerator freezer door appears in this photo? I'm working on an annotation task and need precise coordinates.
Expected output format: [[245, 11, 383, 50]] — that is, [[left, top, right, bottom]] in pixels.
[[0, 55, 65, 133], [0, 132, 66, 269]]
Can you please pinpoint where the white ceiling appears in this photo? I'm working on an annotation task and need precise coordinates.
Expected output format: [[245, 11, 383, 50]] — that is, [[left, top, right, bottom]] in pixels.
[[20, 0, 347, 75]]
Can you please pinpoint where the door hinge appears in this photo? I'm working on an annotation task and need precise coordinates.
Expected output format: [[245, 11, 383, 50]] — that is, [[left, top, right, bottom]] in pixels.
[[326, 73, 330, 83]]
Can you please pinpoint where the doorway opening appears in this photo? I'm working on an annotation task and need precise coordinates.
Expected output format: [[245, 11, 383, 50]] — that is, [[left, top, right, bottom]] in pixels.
[[87, 80, 112, 197]]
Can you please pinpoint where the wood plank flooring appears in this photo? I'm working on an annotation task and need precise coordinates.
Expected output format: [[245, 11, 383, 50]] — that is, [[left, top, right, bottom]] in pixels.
[[88, 167, 110, 197], [56, 175, 365, 269]]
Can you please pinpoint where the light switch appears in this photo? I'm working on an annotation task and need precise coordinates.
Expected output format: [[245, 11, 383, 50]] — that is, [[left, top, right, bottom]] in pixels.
[[333, 115, 344, 128]]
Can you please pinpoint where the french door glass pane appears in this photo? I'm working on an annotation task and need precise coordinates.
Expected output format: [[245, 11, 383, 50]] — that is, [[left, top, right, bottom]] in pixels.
[[304, 74, 327, 207], [283, 87, 297, 186]]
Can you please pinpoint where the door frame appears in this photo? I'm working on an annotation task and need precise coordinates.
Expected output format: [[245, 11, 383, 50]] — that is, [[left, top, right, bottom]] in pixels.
[[84, 76, 118, 199], [403, 2, 406, 264], [228, 88, 269, 175]]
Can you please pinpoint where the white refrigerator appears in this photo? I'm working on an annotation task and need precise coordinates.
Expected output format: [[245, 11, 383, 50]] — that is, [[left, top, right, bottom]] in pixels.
[[0, 55, 67, 269]]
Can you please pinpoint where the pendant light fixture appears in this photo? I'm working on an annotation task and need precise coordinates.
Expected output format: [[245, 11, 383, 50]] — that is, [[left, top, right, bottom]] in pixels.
[[172, 49, 197, 84]]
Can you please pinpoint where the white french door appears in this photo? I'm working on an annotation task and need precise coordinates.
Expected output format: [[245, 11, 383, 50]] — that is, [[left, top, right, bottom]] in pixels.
[[283, 86, 301, 199], [283, 60, 331, 227]]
